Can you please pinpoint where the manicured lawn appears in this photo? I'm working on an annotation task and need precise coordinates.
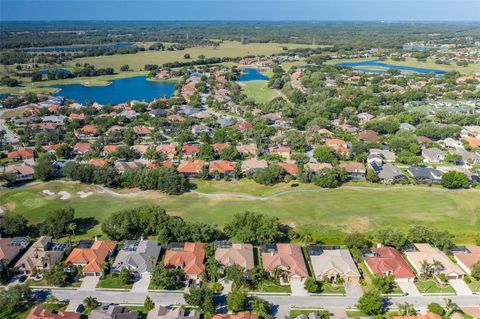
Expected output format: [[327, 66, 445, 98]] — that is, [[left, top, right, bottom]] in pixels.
[[467, 277, 480, 293], [240, 80, 280, 104], [1, 180, 480, 244], [127, 306, 150, 319], [320, 282, 345, 294], [415, 279, 455, 294], [97, 275, 133, 289], [259, 283, 291, 293], [2, 302, 67, 319]]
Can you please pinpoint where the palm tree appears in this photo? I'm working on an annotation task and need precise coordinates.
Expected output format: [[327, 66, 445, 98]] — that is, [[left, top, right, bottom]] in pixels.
[[67, 223, 77, 237], [251, 297, 271, 319], [431, 260, 444, 276], [272, 266, 289, 284], [444, 298, 461, 318], [420, 260, 430, 279], [83, 296, 99, 310], [397, 302, 417, 316], [300, 232, 314, 245]]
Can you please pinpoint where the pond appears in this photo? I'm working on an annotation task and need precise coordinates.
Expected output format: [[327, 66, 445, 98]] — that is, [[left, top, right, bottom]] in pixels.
[[46, 76, 176, 105], [238, 68, 269, 81], [25, 43, 134, 52], [336, 60, 446, 75]]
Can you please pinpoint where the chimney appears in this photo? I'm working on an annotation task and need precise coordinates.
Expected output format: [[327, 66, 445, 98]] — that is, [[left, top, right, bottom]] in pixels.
[[94, 236, 98, 242]]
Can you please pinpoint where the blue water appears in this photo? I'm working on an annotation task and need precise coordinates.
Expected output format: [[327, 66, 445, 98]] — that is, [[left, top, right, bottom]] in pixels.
[[336, 60, 446, 75], [238, 68, 269, 81], [46, 76, 176, 105], [39, 68, 71, 75], [25, 43, 134, 52]]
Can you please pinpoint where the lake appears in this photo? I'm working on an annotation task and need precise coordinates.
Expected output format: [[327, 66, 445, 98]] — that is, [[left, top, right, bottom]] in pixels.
[[336, 60, 447, 75], [25, 43, 134, 52], [238, 68, 269, 81], [46, 76, 176, 105]]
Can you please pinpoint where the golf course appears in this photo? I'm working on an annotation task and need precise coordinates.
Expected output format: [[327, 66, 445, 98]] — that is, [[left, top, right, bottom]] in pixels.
[[1, 180, 479, 244]]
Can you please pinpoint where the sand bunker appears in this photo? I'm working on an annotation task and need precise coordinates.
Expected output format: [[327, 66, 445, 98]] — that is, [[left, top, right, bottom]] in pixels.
[[77, 191, 93, 198], [42, 189, 55, 196], [58, 191, 71, 200]]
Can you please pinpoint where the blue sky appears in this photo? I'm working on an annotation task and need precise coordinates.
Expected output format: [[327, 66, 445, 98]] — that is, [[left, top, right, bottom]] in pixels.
[[1, 0, 479, 21]]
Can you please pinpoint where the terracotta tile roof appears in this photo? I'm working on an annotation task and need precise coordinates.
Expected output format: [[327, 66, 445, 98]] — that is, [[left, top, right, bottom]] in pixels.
[[279, 162, 298, 175], [359, 130, 380, 142], [8, 148, 34, 160], [133, 126, 152, 135], [132, 144, 149, 154], [236, 144, 257, 156], [65, 240, 117, 274], [237, 122, 252, 131], [167, 114, 186, 122], [364, 247, 415, 280], [79, 124, 97, 135], [261, 243, 309, 279], [177, 160, 205, 174], [463, 137, 480, 148], [209, 160, 235, 174], [103, 144, 119, 154], [182, 144, 200, 155], [69, 113, 85, 121], [43, 144, 62, 152], [162, 160, 173, 168], [454, 246, 480, 272], [27, 306, 80, 319], [156, 144, 177, 156], [325, 138, 348, 149], [392, 313, 442, 319], [164, 242, 205, 276], [212, 142, 231, 152], [73, 143, 92, 154], [215, 243, 254, 270]]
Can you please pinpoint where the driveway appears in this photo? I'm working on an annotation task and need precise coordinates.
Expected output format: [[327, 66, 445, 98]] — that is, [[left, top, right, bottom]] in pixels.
[[449, 279, 472, 296], [344, 282, 362, 297], [290, 278, 308, 296], [79, 276, 99, 291], [398, 281, 421, 296], [131, 275, 151, 292]]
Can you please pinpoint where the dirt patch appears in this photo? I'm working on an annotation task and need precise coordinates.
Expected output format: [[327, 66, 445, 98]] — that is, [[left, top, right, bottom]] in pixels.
[[42, 189, 55, 196], [58, 191, 71, 200]]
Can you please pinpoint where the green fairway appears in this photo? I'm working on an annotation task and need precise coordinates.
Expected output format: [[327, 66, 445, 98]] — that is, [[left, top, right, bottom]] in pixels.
[[241, 80, 281, 104], [1, 180, 479, 243], [66, 41, 322, 72]]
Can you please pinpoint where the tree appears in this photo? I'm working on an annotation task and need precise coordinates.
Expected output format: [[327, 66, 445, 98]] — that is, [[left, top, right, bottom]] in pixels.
[[119, 267, 132, 284], [0, 284, 31, 314], [41, 207, 75, 239], [120, 64, 130, 71], [441, 171, 470, 189], [372, 275, 395, 294], [227, 289, 248, 313], [0, 215, 29, 237], [34, 155, 56, 181], [225, 264, 247, 289], [205, 255, 220, 283], [313, 146, 338, 164], [304, 277, 320, 293], [470, 262, 480, 280], [44, 262, 68, 286], [356, 289, 383, 315], [397, 302, 417, 316], [312, 168, 347, 188], [376, 227, 406, 249], [253, 164, 285, 185], [184, 286, 215, 317], [224, 211, 284, 245], [427, 303, 445, 316], [83, 296, 100, 310], [444, 299, 460, 318], [251, 297, 271, 319], [144, 296, 155, 311], [184, 53, 191, 59], [151, 264, 184, 290], [199, 144, 215, 161]]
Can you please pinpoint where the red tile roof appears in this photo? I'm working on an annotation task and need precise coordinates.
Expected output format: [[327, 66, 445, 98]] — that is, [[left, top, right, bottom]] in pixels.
[[212, 313, 259, 319], [73, 143, 92, 154], [359, 130, 380, 142], [212, 142, 231, 152], [156, 144, 177, 156], [364, 247, 415, 280], [8, 148, 34, 160], [164, 242, 205, 276], [209, 160, 235, 174], [79, 124, 97, 135], [65, 240, 117, 274], [102, 144, 119, 154], [27, 306, 80, 319], [279, 162, 298, 175], [182, 144, 200, 155], [177, 160, 205, 174], [88, 159, 110, 167], [133, 126, 152, 135], [261, 243, 309, 279]]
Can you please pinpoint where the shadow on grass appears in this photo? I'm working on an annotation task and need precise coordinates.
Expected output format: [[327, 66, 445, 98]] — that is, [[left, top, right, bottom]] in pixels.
[[74, 217, 99, 235]]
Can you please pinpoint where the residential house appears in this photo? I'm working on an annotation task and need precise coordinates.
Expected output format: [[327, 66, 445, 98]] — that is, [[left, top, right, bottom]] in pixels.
[[375, 163, 407, 183], [363, 246, 415, 283], [462, 137, 480, 149], [156, 144, 177, 159], [65, 239, 117, 276], [8, 148, 34, 161], [325, 138, 349, 155], [112, 239, 161, 278], [357, 112, 375, 124], [0, 237, 29, 266], [422, 148, 446, 163], [308, 245, 360, 283], [73, 143, 92, 155], [133, 126, 152, 137], [77, 124, 97, 137], [209, 160, 235, 177], [339, 162, 366, 180], [177, 160, 205, 177], [212, 142, 231, 153], [369, 149, 396, 162], [88, 159, 110, 168], [392, 313, 442, 319], [4, 164, 34, 182], [14, 236, 66, 274], [114, 161, 143, 174], [268, 146, 291, 160], [442, 138, 463, 149], [399, 123, 416, 132], [261, 243, 309, 285], [407, 166, 442, 183], [453, 246, 480, 275], [404, 243, 465, 280], [147, 306, 199, 319], [279, 162, 298, 176], [182, 145, 200, 158], [89, 306, 139, 319], [102, 144, 120, 156], [43, 144, 62, 155], [451, 149, 480, 165], [304, 163, 333, 172], [417, 136, 433, 145], [26, 307, 80, 319], [359, 130, 379, 142], [241, 158, 268, 173], [163, 242, 205, 280], [191, 125, 211, 137], [214, 241, 254, 275], [236, 144, 257, 157]]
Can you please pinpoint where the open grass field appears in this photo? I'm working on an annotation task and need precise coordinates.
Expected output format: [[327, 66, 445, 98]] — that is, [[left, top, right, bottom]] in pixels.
[[1, 180, 480, 244], [327, 57, 480, 75], [415, 279, 455, 294], [240, 80, 281, 104], [66, 41, 322, 71]]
